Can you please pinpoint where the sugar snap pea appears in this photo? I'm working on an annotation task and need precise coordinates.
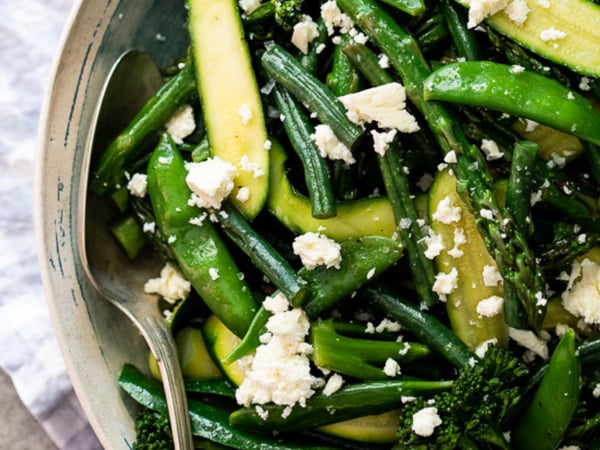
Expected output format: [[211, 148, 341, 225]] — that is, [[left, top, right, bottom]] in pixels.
[[424, 60, 600, 145], [147, 134, 257, 338], [511, 328, 582, 449]]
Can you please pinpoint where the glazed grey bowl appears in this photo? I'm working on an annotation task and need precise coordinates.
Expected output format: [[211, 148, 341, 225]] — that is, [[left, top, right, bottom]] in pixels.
[[36, 1, 189, 447]]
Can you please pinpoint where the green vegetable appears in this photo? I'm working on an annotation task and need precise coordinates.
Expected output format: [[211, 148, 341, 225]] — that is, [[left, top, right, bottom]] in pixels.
[[273, 0, 304, 30], [90, 60, 196, 196], [396, 345, 529, 449], [217, 201, 310, 306], [272, 85, 336, 219], [505, 141, 538, 235], [440, 0, 481, 61], [109, 214, 147, 260], [364, 285, 477, 370], [309, 318, 430, 380], [452, 0, 600, 76], [229, 378, 453, 432], [512, 328, 582, 450], [147, 134, 257, 338], [188, 0, 270, 218], [119, 364, 339, 450], [379, 0, 424, 16], [132, 407, 173, 450], [267, 140, 397, 240], [423, 60, 600, 146], [261, 43, 365, 151]]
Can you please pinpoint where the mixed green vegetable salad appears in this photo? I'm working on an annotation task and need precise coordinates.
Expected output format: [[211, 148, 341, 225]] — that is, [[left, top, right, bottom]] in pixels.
[[91, 0, 600, 448]]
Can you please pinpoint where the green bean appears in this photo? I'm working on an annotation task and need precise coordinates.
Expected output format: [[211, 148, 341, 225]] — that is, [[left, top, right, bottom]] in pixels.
[[439, 0, 481, 61], [109, 214, 147, 260], [91, 60, 197, 196], [506, 140, 538, 234], [272, 85, 336, 219], [261, 43, 365, 151]]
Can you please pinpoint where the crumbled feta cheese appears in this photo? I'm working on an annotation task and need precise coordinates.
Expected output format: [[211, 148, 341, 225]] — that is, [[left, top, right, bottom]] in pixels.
[[371, 129, 397, 156], [423, 228, 445, 259], [127, 173, 148, 197], [505, 0, 529, 25], [320, 0, 354, 35], [509, 64, 526, 74], [165, 104, 196, 144], [540, 27, 567, 42], [235, 186, 250, 203], [465, 0, 508, 29], [593, 383, 600, 398], [508, 327, 549, 359], [186, 156, 237, 209], [537, 0, 550, 7], [293, 232, 342, 270], [444, 150, 458, 164], [143, 222, 156, 233], [383, 358, 401, 377], [378, 53, 390, 69], [208, 267, 220, 281], [239, 154, 265, 178], [339, 83, 420, 133], [445, 227, 465, 258], [375, 318, 402, 333], [263, 292, 290, 315], [238, 0, 261, 14], [432, 196, 461, 224], [432, 268, 459, 301], [366, 267, 377, 280], [237, 103, 253, 125], [323, 373, 345, 396], [291, 15, 320, 54], [481, 138, 503, 160], [482, 264, 503, 286], [235, 301, 322, 409], [144, 262, 191, 303], [476, 295, 504, 318], [311, 124, 355, 164], [561, 258, 600, 325], [579, 77, 592, 91], [412, 406, 442, 437]]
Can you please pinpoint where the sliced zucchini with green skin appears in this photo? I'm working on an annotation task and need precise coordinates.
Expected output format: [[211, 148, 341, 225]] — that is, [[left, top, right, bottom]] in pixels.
[[268, 140, 397, 241], [188, 0, 269, 218], [317, 410, 400, 444], [455, 0, 600, 76], [203, 314, 246, 386], [429, 168, 508, 350]]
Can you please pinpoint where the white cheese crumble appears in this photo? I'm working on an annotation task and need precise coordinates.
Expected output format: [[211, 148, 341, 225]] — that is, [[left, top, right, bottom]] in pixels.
[[508, 327, 549, 360], [292, 232, 342, 270], [412, 406, 442, 437], [127, 173, 148, 198], [165, 104, 196, 144], [475, 338, 498, 358], [311, 124, 355, 164], [480, 138, 504, 160], [423, 228, 445, 259], [432, 268, 459, 301], [238, 0, 261, 14], [144, 262, 191, 304], [371, 129, 397, 156], [239, 154, 265, 178], [208, 267, 220, 281], [465, 0, 508, 29], [320, 0, 354, 35], [235, 296, 322, 411], [186, 156, 237, 210], [383, 358, 401, 377], [476, 295, 504, 317], [561, 258, 600, 325], [482, 264, 503, 286], [236, 186, 250, 203], [143, 222, 156, 233], [448, 227, 467, 258], [237, 103, 253, 125], [339, 83, 420, 133], [504, 0, 529, 25], [322, 373, 345, 396], [291, 15, 319, 54], [432, 196, 461, 224], [540, 27, 567, 42], [593, 383, 600, 398]]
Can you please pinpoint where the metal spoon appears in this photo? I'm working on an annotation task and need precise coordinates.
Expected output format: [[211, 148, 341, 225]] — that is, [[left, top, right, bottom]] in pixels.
[[77, 49, 195, 450]]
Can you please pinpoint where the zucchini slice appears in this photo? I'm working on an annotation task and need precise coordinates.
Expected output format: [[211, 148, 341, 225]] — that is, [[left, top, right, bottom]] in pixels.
[[457, 0, 600, 76], [188, 0, 269, 218]]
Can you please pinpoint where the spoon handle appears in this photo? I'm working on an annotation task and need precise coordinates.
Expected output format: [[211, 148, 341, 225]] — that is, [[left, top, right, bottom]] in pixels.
[[143, 315, 195, 450]]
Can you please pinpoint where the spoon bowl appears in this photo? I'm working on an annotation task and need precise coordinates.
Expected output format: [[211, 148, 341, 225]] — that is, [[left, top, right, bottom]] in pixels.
[[78, 49, 194, 450]]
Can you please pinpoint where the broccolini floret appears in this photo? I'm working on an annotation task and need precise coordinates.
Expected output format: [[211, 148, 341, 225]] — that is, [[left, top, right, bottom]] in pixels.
[[395, 346, 529, 450], [273, 0, 304, 30], [132, 407, 173, 450]]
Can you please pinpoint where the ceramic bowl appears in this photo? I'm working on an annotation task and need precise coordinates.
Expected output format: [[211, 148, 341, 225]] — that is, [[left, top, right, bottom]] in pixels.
[[36, 1, 189, 447]]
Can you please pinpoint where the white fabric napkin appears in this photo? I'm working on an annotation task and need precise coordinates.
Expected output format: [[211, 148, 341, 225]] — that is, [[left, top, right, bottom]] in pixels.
[[0, 0, 102, 448]]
